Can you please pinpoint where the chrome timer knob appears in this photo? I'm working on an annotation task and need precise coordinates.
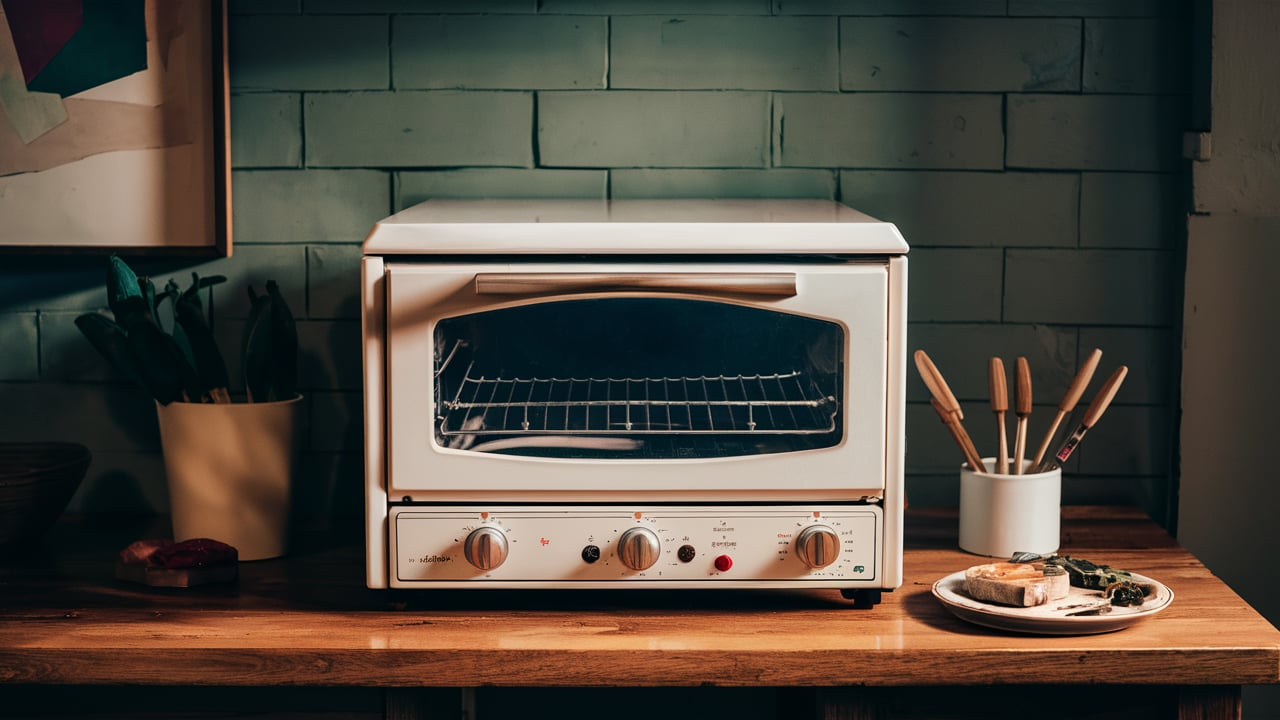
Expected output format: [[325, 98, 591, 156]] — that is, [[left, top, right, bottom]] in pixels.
[[795, 525, 841, 568], [616, 527, 661, 571], [463, 526, 509, 571]]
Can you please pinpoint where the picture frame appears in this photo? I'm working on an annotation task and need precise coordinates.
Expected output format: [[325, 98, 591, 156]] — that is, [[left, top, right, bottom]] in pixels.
[[0, 0, 230, 256]]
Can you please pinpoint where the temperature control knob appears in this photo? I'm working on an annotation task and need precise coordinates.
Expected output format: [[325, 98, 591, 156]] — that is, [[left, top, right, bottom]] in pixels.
[[616, 527, 661, 571], [463, 526, 509, 571], [795, 525, 841, 569]]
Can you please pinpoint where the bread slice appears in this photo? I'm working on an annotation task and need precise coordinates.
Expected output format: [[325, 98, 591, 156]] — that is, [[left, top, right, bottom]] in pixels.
[[963, 562, 1070, 607]]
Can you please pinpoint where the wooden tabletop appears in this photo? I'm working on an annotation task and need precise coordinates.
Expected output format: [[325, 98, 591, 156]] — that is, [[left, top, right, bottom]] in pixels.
[[1, 507, 1278, 689]]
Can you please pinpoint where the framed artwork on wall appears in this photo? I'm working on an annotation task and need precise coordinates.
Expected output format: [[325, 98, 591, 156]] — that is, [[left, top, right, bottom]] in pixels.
[[0, 0, 230, 256]]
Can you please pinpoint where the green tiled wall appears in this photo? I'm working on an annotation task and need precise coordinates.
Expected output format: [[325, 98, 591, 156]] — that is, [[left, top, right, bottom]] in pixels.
[[306, 91, 536, 166], [839, 18, 1082, 92], [1007, 95, 1187, 170], [612, 17, 838, 90], [541, 91, 772, 166], [396, 15, 608, 89], [0, 0, 1190, 529]]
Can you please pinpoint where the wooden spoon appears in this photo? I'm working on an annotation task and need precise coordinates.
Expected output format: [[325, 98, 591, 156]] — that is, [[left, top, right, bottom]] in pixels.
[[1038, 365, 1128, 472], [1012, 357, 1032, 474], [1030, 348, 1103, 471], [914, 350, 983, 470], [914, 349, 964, 421], [988, 357, 1009, 474], [930, 398, 986, 472]]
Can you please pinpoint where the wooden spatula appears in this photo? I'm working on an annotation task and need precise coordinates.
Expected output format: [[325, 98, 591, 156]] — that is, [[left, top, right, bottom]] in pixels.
[[1037, 365, 1128, 473], [914, 350, 984, 471], [929, 398, 986, 472], [1031, 348, 1103, 471], [1012, 357, 1032, 474], [988, 357, 1010, 474]]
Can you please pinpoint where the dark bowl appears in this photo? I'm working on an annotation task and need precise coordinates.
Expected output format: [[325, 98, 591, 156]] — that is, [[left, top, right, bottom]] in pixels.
[[0, 442, 91, 545]]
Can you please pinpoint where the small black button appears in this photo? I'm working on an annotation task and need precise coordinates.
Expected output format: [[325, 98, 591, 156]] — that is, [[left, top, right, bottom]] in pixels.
[[581, 545, 601, 563], [677, 545, 696, 563]]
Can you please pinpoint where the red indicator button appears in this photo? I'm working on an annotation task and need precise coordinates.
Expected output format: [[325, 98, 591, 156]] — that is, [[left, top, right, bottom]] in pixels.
[[714, 555, 733, 572]]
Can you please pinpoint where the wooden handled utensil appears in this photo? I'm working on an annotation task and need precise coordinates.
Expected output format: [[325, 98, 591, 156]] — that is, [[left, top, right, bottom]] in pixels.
[[988, 357, 1009, 474], [914, 349, 963, 420], [1012, 357, 1032, 474], [1030, 347, 1103, 471], [1036, 365, 1128, 473], [930, 398, 986, 472], [914, 350, 984, 471]]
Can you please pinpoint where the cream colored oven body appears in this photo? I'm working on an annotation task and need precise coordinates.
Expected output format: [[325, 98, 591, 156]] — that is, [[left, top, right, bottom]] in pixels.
[[362, 200, 907, 604]]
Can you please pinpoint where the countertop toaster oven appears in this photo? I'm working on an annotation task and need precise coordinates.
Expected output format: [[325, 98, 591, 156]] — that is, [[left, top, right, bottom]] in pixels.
[[362, 199, 907, 606]]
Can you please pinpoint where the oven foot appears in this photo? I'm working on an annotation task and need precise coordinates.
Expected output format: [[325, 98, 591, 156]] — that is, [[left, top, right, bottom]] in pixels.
[[841, 588, 883, 608]]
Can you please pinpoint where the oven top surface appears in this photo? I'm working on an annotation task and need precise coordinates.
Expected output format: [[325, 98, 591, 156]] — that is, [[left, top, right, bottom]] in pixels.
[[363, 199, 909, 255]]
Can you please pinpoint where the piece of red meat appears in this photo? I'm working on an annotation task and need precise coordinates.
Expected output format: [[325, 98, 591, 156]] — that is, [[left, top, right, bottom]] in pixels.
[[149, 538, 238, 569]]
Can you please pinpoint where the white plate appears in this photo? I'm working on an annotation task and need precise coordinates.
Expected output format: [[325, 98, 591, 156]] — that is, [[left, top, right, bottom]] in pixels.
[[932, 569, 1174, 635]]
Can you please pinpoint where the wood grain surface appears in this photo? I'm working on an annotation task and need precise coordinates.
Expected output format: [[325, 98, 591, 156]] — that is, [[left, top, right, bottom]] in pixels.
[[1, 507, 1277, 690]]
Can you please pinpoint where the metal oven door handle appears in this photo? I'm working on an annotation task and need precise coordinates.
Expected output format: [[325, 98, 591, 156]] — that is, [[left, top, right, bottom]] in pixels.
[[473, 272, 797, 297]]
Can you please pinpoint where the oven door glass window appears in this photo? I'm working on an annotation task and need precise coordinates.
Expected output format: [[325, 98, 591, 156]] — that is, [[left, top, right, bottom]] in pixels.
[[433, 298, 843, 459]]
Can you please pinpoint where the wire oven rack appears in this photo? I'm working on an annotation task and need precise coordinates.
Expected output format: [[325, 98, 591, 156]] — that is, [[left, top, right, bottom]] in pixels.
[[438, 365, 838, 436]]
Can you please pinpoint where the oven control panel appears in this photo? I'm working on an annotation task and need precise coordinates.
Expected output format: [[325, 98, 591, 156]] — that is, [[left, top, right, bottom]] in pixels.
[[389, 505, 882, 587]]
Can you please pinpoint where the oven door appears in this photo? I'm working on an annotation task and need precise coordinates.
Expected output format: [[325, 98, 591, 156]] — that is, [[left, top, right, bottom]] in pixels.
[[379, 258, 904, 501]]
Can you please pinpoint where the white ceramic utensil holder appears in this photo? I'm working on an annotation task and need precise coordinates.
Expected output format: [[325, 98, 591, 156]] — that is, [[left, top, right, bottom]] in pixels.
[[959, 457, 1061, 558]]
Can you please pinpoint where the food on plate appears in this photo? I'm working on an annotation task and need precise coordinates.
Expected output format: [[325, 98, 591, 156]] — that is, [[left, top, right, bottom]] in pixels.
[[115, 538, 239, 587], [1044, 554, 1134, 589], [1010, 553, 1159, 607], [1103, 580, 1149, 607], [963, 561, 1070, 607]]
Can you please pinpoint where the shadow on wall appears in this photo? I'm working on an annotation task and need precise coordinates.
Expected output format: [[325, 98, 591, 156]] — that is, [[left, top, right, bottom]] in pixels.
[[79, 468, 165, 517], [293, 271, 365, 538], [0, 255, 254, 313], [0, 260, 105, 312]]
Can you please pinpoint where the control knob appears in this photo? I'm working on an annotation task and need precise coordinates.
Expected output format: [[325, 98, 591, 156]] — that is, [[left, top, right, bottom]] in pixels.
[[616, 527, 661, 571], [795, 525, 841, 569], [463, 526, 509, 571]]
